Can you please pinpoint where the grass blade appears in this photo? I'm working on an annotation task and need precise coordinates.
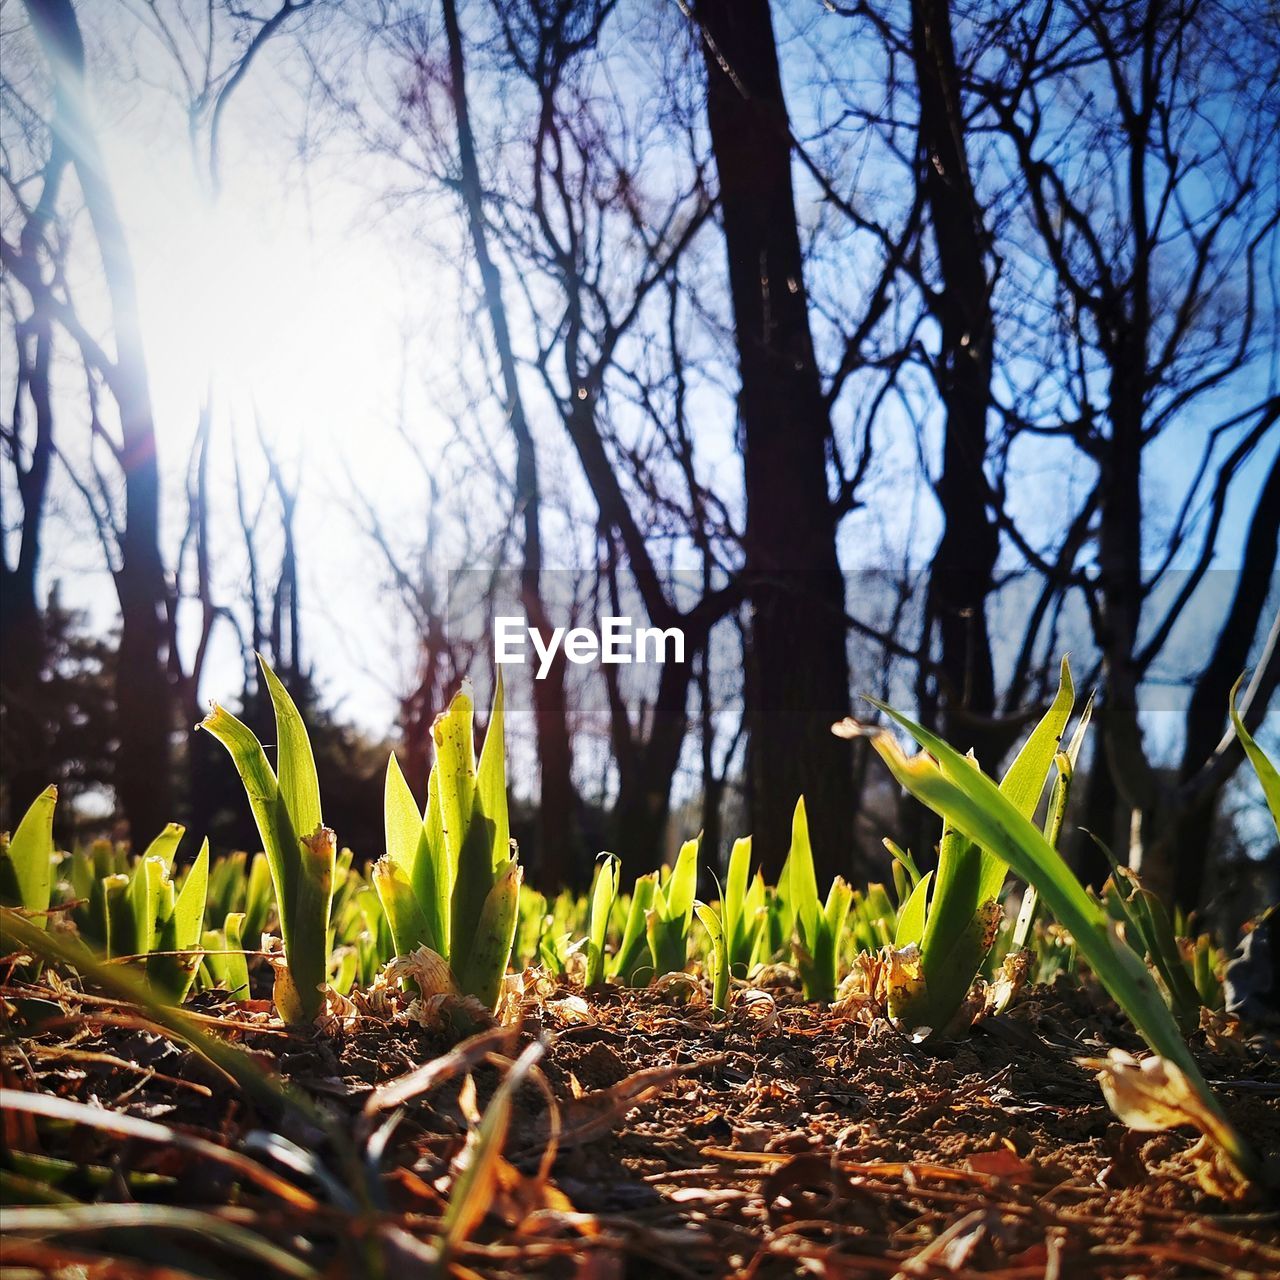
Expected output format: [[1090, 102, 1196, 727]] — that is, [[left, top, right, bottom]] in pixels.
[[722, 837, 752, 970], [383, 754, 442, 954], [222, 911, 251, 1000], [457, 860, 522, 1011], [199, 704, 299, 956], [473, 674, 509, 875], [259, 657, 322, 844], [611, 872, 657, 985], [372, 857, 433, 957], [1230, 673, 1279, 835], [150, 839, 209, 999], [138, 822, 185, 872], [894, 870, 932, 948], [784, 799, 820, 947]]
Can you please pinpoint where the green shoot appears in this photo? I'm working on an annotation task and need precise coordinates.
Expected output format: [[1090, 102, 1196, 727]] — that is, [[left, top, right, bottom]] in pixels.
[[372, 679, 520, 1011], [146, 839, 210, 1000], [877, 658, 1075, 1033], [841, 696, 1258, 1182], [585, 853, 620, 987], [722, 837, 764, 977], [644, 836, 699, 977], [1231, 673, 1279, 836], [0, 786, 56, 927], [784, 797, 853, 1002], [200, 656, 336, 1023], [1103, 867, 1206, 1034], [202, 911, 251, 1000], [610, 871, 657, 985], [894, 870, 932, 947], [1012, 691, 1094, 951]]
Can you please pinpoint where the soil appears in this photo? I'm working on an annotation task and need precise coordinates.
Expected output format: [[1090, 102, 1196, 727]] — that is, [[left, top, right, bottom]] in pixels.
[[3, 969, 1279, 1279]]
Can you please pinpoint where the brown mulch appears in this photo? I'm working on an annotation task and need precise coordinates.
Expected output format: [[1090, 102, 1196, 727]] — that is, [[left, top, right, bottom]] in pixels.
[[2, 972, 1279, 1279]]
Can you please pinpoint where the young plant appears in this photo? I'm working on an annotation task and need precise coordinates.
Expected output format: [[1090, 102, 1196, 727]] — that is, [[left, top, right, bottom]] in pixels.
[[783, 797, 853, 1003], [880, 659, 1076, 1033], [1231, 672, 1279, 835], [1011, 692, 1094, 952], [0, 786, 57, 929], [205, 850, 275, 949], [59, 821, 210, 1000], [695, 897, 729, 1017], [373, 679, 520, 1012], [610, 871, 658, 985], [721, 837, 764, 978], [201, 657, 336, 1024], [585, 853, 620, 987], [1102, 864, 1211, 1034], [201, 911, 251, 1001], [644, 837, 699, 977], [838, 680, 1258, 1182], [141, 838, 211, 1001], [885, 838, 922, 912]]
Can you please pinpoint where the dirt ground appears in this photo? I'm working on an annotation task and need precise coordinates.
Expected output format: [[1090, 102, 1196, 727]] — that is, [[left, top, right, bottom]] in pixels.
[[3, 970, 1279, 1279]]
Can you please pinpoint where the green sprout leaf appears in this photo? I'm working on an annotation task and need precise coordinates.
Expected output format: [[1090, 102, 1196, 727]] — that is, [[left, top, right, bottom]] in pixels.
[[1230, 673, 1279, 836], [586, 853, 620, 987], [147, 840, 210, 999], [200, 656, 334, 1023], [374, 677, 516, 1012], [646, 837, 699, 977], [879, 657, 1075, 1031], [0, 786, 56, 926], [611, 872, 657, 986]]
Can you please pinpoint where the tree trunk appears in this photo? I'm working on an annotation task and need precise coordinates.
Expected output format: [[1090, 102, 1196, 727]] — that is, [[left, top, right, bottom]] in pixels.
[[27, 0, 174, 842], [909, 0, 1000, 764], [609, 658, 697, 877], [442, 0, 579, 888], [698, 648, 724, 875], [695, 0, 853, 885], [0, 323, 55, 825], [1098, 341, 1163, 890]]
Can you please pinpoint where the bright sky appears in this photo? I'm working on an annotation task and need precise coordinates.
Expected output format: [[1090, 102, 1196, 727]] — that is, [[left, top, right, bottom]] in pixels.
[[17, 4, 1275, 780], [84, 47, 443, 731]]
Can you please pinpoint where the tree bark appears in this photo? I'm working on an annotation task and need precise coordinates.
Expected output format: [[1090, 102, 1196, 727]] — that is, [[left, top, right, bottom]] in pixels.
[[909, 0, 1000, 763], [694, 0, 853, 885], [26, 0, 174, 842]]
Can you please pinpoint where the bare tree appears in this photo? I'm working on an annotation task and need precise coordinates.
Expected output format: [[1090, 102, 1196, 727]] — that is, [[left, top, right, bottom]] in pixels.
[[970, 0, 1280, 902], [907, 0, 1001, 757], [691, 0, 854, 882], [6, 0, 176, 839]]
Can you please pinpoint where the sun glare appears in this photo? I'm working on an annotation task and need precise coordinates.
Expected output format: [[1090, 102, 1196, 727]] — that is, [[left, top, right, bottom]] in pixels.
[[95, 104, 408, 472], [138, 196, 398, 458]]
